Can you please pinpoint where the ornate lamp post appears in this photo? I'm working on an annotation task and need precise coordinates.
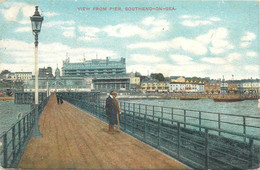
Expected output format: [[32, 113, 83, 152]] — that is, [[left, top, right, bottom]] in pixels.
[[30, 6, 43, 137]]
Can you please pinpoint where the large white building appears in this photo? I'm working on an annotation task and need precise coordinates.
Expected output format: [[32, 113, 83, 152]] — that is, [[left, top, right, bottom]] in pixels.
[[4, 72, 32, 83]]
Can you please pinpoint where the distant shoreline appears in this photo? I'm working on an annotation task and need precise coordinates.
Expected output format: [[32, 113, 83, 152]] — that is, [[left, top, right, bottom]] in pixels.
[[0, 96, 14, 101]]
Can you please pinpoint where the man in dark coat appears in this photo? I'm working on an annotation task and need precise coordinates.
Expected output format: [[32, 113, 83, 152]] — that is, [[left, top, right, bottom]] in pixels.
[[105, 91, 118, 133]]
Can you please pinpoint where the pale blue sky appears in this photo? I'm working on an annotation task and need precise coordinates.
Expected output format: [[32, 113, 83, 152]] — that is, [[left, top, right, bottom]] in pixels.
[[0, 0, 259, 79]]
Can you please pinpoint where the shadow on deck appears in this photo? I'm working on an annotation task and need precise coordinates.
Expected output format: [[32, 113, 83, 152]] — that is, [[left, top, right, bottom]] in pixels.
[[18, 95, 189, 169]]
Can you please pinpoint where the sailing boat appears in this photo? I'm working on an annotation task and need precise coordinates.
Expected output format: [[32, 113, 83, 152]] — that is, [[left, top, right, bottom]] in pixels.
[[213, 76, 244, 102]]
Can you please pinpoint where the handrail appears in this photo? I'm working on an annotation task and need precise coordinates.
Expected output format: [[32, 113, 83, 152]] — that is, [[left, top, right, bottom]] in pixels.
[[0, 96, 49, 168], [62, 95, 260, 170]]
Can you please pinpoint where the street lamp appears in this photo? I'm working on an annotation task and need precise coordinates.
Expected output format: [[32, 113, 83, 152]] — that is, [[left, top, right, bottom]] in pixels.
[[30, 6, 43, 137]]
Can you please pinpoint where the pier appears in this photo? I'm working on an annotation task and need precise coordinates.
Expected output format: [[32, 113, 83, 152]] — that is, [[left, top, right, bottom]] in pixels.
[[17, 95, 188, 169], [0, 91, 259, 169]]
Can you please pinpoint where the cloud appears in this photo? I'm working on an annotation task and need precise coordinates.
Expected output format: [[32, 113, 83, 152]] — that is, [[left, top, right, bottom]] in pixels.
[[170, 37, 207, 55], [44, 12, 60, 17], [244, 65, 259, 72], [127, 41, 169, 51], [61, 27, 75, 38], [201, 57, 226, 64], [15, 27, 31, 32], [241, 32, 256, 41], [1, 7, 20, 21], [240, 32, 256, 48], [246, 51, 257, 57], [44, 20, 75, 27], [226, 53, 241, 62], [78, 26, 101, 41], [128, 27, 232, 56], [180, 15, 200, 19], [181, 20, 212, 27], [209, 17, 221, 21], [170, 54, 194, 65], [129, 54, 163, 63], [181, 15, 220, 27]]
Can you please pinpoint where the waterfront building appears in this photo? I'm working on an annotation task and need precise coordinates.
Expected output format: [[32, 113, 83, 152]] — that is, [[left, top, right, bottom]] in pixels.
[[171, 76, 185, 83], [15, 72, 32, 83], [239, 79, 260, 94], [39, 67, 53, 77], [204, 80, 221, 94], [141, 81, 169, 93], [227, 80, 239, 94], [3, 72, 32, 83], [92, 74, 130, 92], [62, 57, 126, 77], [130, 72, 140, 86], [169, 82, 186, 93]]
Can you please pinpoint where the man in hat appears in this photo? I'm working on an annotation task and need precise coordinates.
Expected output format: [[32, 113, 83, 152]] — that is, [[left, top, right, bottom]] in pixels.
[[105, 91, 118, 133]]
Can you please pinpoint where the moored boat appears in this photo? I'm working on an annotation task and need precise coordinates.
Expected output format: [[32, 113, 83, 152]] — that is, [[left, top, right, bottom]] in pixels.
[[213, 98, 244, 102], [180, 97, 200, 100]]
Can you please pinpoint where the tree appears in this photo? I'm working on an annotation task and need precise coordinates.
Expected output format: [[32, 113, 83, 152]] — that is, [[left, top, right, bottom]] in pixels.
[[1, 70, 11, 75], [135, 72, 142, 77], [151, 73, 165, 81]]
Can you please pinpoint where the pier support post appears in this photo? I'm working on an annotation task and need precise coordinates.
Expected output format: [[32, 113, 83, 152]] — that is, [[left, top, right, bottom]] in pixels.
[[3, 133, 7, 168], [31, 104, 42, 137]]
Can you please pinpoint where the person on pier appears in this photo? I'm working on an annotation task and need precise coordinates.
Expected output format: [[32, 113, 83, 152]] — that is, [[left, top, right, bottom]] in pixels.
[[105, 91, 118, 133], [114, 92, 122, 132]]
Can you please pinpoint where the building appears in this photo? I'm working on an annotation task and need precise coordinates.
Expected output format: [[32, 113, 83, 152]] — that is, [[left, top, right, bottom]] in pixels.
[[55, 67, 61, 77], [204, 80, 221, 94], [3, 72, 32, 83], [15, 72, 32, 83], [39, 67, 53, 77], [62, 57, 126, 77], [92, 74, 130, 92], [239, 79, 260, 94], [169, 82, 186, 93]]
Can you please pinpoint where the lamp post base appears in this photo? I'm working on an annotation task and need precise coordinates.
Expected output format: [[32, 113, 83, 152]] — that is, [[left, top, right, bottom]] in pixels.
[[31, 104, 42, 138]]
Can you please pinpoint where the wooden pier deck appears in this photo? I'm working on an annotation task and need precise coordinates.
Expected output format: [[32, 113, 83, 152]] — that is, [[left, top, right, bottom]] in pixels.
[[18, 95, 189, 169]]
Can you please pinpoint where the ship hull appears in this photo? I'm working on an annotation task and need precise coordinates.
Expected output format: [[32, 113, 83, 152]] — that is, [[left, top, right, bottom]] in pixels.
[[213, 98, 244, 102]]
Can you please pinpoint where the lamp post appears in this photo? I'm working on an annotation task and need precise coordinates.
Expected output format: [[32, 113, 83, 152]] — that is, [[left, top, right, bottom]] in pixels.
[[31, 6, 43, 137]]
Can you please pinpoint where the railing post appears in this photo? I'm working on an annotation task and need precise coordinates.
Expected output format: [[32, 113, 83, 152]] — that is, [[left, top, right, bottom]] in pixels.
[[3, 132, 7, 168], [124, 107, 127, 131], [249, 138, 254, 168], [139, 104, 141, 117], [18, 121, 21, 150], [153, 106, 155, 121], [133, 107, 135, 135], [144, 114, 147, 142], [158, 118, 161, 148], [199, 111, 202, 132], [171, 108, 174, 125], [218, 113, 221, 136], [243, 116, 246, 142], [205, 128, 209, 170], [184, 110, 186, 128], [177, 122, 181, 157], [23, 117, 26, 139], [12, 126, 16, 160], [161, 107, 163, 124]]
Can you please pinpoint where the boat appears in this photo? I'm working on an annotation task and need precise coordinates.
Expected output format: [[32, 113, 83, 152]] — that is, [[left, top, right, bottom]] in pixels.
[[180, 97, 200, 100], [213, 98, 244, 102]]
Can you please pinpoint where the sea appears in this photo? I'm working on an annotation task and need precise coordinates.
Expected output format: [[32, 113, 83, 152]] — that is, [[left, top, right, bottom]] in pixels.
[[0, 100, 31, 136]]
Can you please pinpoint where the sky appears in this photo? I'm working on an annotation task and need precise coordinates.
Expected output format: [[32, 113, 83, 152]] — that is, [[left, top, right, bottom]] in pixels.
[[0, 0, 259, 80]]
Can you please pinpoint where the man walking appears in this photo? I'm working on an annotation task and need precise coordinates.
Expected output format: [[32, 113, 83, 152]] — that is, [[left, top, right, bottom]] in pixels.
[[105, 91, 118, 133], [114, 93, 121, 132]]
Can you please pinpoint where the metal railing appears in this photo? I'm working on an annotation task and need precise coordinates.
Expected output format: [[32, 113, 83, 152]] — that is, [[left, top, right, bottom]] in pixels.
[[0, 97, 49, 168], [62, 96, 260, 170], [117, 102, 260, 141]]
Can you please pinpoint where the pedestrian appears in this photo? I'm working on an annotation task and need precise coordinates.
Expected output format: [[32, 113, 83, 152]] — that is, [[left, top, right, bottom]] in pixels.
[[56, 94, 60, 104], [60, 95, 63, 104], [105, 91, 118, 133], [113, 92, 122, 132]]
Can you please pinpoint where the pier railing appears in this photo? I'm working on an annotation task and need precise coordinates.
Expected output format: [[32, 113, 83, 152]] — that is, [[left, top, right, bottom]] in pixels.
[[0, 97, 49, 168], [60, 95, 260, 170]]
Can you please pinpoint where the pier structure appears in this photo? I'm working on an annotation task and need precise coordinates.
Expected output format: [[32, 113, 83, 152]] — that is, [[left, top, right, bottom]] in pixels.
[[0, 91, 259, 169]]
